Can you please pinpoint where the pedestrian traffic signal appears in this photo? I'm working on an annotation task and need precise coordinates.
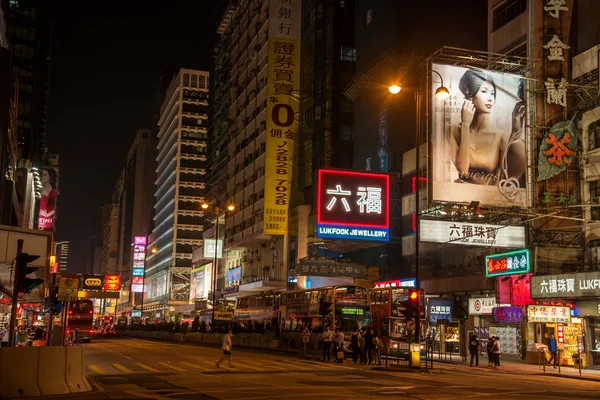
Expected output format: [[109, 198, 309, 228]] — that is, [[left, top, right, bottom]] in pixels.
[[15, 253, 43, 294]]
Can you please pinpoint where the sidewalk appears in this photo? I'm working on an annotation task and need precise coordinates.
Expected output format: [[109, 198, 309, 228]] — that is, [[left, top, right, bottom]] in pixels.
[[432, 354, 600, 382]]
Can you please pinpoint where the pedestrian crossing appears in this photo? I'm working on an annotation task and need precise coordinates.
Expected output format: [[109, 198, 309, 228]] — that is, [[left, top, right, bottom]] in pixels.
[[87, 357, 360, 376]]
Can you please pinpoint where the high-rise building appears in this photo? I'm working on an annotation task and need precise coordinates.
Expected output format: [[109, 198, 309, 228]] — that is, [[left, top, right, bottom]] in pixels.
[[54, 240, 69, 273], [145, 69, 209, 318], [115, 128, 157, 314], [87, 206, 104, 275], [210, 0, 304, 302], [101, 170, 124, 275]]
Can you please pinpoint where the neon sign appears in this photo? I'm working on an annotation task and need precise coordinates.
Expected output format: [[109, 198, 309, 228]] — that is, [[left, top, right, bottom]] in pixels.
[[317, 169, 389, 242], [485, 249, 530, 278]]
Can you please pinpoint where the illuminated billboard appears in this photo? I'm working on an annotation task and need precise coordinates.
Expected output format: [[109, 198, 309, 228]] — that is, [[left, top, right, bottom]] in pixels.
[[103, 274, 121, 291], [38, 166, 59, 231], [485, 249, 530, 278], [131, 236, 146, 293], [317, 169, 389, 241], [189, 264, 212, 302], [203, 239, 223, 259], [431, 63, 527, 207]]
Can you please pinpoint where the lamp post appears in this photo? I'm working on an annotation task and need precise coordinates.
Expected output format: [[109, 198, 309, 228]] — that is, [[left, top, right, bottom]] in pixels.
[[389, 69, 448, 343], [201, 202, 235, 330]]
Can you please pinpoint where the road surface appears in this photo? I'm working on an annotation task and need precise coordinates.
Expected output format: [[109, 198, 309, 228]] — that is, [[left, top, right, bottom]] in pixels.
[[48, 337, 600, 400]]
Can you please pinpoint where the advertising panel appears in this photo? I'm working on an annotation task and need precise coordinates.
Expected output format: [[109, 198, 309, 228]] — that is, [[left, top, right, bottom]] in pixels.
[[226, 266, 241, 284], [189, 264, 212, 302], [103, 274, 121, 291], [132, 268, 144, 277], [429, 298, 453, 323], [420, 220, 526, 248], [81, 274, 104, 290], [431, 63, 527, 207], [38, 166, 59, 231], [263, 0, 301, 235], [131, 235, 146, 293], [527, 305, 570, 324], [203, 239, 223, 259], [317, 169, 389, 242], [485, 249, 530, 277], [511, 273, 533, 306], [531, 271, 600, 298]]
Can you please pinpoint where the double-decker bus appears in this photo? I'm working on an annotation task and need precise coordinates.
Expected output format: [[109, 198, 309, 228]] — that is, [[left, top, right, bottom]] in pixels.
[[66, 300, 94, 343], [234, 293, 279, 330], [370, 287, 425, 354], [279, 285, 370, 345]]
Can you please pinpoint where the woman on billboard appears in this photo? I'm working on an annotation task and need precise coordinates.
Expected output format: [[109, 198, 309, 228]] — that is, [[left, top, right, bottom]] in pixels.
[[39, 167, 58, 230], [450, 69, 525, 198]]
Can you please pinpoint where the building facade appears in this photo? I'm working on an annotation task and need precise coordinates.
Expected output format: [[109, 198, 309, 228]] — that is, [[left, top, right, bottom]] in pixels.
[[144, 69, 210, 318]]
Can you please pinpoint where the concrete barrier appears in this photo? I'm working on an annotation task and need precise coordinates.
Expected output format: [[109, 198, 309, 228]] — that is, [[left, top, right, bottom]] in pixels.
[[65, 346, 92, 393], [0, 347, 42, 398], [38, 346, 70, 396]]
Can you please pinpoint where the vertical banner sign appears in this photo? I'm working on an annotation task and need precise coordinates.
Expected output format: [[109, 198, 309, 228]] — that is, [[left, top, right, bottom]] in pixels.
[[378, 109, 388, 172], [38, 166, 59, 231], [264, 0, 301, 235], [131, 236, 146, 293]]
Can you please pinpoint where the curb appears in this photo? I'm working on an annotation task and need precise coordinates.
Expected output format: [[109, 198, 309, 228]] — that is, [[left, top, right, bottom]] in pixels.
[[534, 372, 600, 383]]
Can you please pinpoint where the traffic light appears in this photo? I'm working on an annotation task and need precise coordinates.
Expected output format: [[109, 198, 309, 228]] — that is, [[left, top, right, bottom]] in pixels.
[[453, 295, 469, 320], [407, 289, 419, 318], [318, 297, 333, 316], [15, 253, 42, 294]]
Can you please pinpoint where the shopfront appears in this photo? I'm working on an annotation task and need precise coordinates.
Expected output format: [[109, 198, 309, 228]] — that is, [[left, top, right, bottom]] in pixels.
[[468, 297, 523, 356], [531, 272, 600, 368], [427, 298, 460, 354]]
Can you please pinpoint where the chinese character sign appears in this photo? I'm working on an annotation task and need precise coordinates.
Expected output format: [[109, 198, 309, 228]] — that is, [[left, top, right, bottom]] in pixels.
[[526, 305, 570, 324], [428, 298, 453, 323], [419, 220, 526, 248], [263, 0, 301, 235], [131, 236, 146, 293], [492, 306, 523, 323], [537, 120, 577, 181], [511, 274, 533, 306], [103, 275, 121, 291], [486, 249, 530, 277], [531, 271, 600, 298], [317, 169, 389, 242]]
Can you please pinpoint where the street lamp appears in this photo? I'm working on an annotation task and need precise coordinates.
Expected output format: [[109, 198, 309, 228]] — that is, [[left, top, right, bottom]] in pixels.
[[388, 68, 448, 345], [201, 201, 236, 329]]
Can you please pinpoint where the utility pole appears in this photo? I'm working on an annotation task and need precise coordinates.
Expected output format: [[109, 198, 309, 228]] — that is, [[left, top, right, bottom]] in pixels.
[[8, 239, 23, 347]]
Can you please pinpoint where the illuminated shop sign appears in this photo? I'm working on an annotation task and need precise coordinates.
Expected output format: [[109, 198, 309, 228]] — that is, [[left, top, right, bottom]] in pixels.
[[485, 249, 530, 277], [527, 304, 570, 324], [429, 299, 453, 323], [420, 220, 526, 248], [468, 298, 509, 316], [132, 268, 144, 277], [531, 271, 600, 298], [103, 275, 121, 291], [492, 306, 523, 323], [374, 278, 416, 289], [317, 169, 389, 242], [81, 274, 104, 290], [203, 239, 223, 259], [131, 236, 146, 293], [226, 266, 241, 283]]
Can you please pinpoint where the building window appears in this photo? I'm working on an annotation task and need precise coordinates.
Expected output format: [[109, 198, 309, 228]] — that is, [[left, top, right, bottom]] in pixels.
[[314, 105, 322, 120], [366, 9, 373, 26], [341, 96, 353, 112], [183, 74, 190, 86], [191, 75, 197, 88], [589, 120, 600, 151], [316, 4, 323, 19], [315, 55, 323, 68], [590, 181, 600, 220], [492, 0, 527, 31], [340, 125, 353, 140], [340, 46, 356, 62]]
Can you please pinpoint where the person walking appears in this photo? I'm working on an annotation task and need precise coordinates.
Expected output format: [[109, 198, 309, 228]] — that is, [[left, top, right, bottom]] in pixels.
[[373, 333, 383, 365], [493, 336, 501, 368], [216, 327, 233, 368], [487, 337, 495, 367], [548, 333, 558, 368], [332, 327, 345, 363], [322, 326, 332, 362], [0, 324, 8, 347], [469, 335, 479, 367], [364, 327, 374, 365], [350, 328, 360, 364]]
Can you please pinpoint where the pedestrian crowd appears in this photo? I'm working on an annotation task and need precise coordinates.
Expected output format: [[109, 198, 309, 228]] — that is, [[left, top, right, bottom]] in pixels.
[[322, 325, 383, 364], [0, 323, 47, 347]]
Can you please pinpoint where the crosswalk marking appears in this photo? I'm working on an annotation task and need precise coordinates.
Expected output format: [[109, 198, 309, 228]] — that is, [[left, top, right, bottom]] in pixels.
[[243, 360, 281, 370], [136, 363, 161, 372], [112, 363, 134, 374], [231, 360, 261, 371], [87, 364, 107, 375], [180, 361, 210, 371], [158, 362, 187, 372]]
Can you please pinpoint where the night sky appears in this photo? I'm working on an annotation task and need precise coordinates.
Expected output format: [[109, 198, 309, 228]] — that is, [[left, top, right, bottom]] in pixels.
[[46, 1, 486, 272], [48, 1, 213, 271]]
